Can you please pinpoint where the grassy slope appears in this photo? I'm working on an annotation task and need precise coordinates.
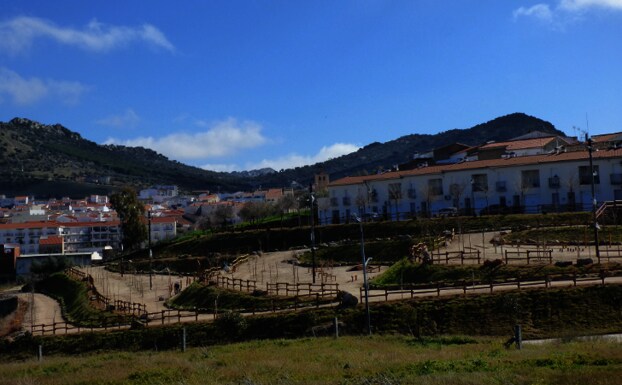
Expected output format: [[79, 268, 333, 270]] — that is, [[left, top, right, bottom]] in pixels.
[[36, 273, 129, 327], [1, 336, 621, 385], [167, 282, 331, 312], [371, 259, 622, 288]]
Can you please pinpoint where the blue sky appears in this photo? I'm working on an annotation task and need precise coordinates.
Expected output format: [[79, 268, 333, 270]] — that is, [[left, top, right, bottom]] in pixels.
[[1, 1, 621, 172]]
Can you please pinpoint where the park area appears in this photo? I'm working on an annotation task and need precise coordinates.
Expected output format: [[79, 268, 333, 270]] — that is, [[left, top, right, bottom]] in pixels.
[[2, 213, 622, 385]]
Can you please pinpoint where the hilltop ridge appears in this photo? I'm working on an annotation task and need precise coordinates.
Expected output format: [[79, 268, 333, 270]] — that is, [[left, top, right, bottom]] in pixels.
[[0, 113, 564, 197]]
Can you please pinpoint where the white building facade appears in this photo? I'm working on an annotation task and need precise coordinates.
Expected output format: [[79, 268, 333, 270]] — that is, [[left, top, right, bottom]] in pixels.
[[324, 148, 622, 224]]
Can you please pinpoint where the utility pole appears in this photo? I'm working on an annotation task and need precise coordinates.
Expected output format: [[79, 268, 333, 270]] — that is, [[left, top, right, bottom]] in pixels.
[[309, 183, 316, 284], [586, 134, 601, 263], [356, 216, 372, 336], [148, 210, 153, 290]]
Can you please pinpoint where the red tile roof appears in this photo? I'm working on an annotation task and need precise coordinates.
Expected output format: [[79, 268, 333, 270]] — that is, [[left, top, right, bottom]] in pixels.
[[39, 236, 63, 245], [592, 132, 622, 143], [329, 148, 622, 186], [478, 137, 557, 151]]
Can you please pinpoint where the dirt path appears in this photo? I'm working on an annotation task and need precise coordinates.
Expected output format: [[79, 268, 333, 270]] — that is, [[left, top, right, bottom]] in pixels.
[[3, 228, 614, 335], [14, 292, 64, 330], [229, 249, 386, 296]]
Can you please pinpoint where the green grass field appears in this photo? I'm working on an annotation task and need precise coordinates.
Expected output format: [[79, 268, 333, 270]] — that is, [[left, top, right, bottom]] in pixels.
[[1, 335, 621, 384]]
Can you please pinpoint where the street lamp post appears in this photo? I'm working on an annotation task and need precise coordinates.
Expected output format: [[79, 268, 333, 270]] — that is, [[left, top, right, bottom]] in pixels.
[[354, 214, 372, 336], [586, 134, 601, 264], [309, 183, 316, 284], [148, 210, 153, 290]]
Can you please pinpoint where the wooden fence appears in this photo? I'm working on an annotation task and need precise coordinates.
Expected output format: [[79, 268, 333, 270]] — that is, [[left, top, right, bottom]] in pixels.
[[504, 249, 553, 264], [265, 282, 339, 298], [30, 309, 200, 336], [431, 250, 481, 265], [215, 276, 257, 292], [65, 267, 147, 316], [360, 270, 612, 303]]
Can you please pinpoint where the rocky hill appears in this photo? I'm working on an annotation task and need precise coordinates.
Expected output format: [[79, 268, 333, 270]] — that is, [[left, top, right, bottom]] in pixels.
[[0, 113, 565, 197], [249, 112, 565, 187], [0, 118, 248, 197]]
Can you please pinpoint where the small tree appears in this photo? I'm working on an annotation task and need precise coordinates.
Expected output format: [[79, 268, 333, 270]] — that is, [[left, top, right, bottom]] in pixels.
[[211, 204, 235, 228], [278, 194, 298, 225], [110, 187, 147, 251]]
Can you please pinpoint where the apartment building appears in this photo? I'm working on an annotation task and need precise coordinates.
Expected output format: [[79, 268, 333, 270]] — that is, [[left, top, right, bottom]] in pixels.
[[325, 144, 622, 224], [0, 220, 121, 254]]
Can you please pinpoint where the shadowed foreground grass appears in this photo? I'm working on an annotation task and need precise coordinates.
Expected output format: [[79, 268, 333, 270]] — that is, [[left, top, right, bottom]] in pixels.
[[1, 335, 621, 385]]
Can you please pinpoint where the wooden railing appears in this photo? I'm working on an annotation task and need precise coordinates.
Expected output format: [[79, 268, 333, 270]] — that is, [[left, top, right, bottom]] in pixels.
[[360, 270, 612, 303], [216, 276, 257, 292], [65, 267, 147, 316], [265, 282, 339, 298], [504, 249, 553, 264], [431, 250, 481, 264]]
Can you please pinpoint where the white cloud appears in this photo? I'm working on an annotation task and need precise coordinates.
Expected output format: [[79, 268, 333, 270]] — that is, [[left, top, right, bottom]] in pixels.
[[96, 109, 140, 128], [513, 4, 554, 21], [513, 0, 622, 23], [249, 143, 360, 171], [559, 0, 622, 11], [104, 118, 267, 160], [200, 163, 240, 172], [0, 16, 174, 55], [0, 67, 88, 105]]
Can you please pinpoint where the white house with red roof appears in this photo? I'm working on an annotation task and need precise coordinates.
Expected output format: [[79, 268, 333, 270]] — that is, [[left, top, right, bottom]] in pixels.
[[0, 220, 121, 254], [325, 137, 622, 224]]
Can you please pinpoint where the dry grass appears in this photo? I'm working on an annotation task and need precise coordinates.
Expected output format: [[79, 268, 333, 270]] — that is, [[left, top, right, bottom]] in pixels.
[[1, 335, 622, 384], [0, 299, 28, 338]]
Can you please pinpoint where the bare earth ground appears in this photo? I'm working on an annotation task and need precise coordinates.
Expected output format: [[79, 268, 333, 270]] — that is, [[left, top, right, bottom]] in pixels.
[[2, 229, 617, 333]]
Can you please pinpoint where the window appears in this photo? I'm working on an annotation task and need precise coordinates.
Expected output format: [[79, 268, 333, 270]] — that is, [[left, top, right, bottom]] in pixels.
[[548, 175, 560, 188], [579, 165, 600, 185], [428, 179, 443, 196], [471, 174, 488, 192], [496, 181, 507, 192], [370, 189, 378, 203], [611, 173, 622, 185], [521, 170, 540, 189], [388, 183, 402, 200]]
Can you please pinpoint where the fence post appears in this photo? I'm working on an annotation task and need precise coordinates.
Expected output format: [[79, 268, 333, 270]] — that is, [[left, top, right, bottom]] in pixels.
[[38, 345, 43, 362], [514, 325, 522, 350], [162, 310, 165, 325], [181, 327, 187, 352], [333, 317, 339, 338]]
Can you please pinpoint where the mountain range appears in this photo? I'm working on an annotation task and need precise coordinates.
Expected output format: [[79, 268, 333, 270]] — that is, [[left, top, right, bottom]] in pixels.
[[0, 113, 565, 198]]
